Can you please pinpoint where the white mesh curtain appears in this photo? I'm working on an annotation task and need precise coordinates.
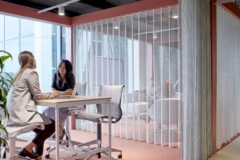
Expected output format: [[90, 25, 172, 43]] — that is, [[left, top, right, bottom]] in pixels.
[[180, 0, 212, 159], [74, 5, 181, 148], [216, 5, 240, 149]]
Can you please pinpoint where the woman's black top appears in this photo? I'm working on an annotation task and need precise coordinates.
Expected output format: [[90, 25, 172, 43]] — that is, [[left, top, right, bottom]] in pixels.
[[51, 73, 75, 91]]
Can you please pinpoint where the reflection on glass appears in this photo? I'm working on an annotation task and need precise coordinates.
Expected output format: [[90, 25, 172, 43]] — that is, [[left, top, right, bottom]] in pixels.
[[170, 6, 178, 29], [162, 8, 170, 30], [20, 19, 34, 36], [20, 36, 34, 53], [5, 16, 19, 40], [162, 78, 177, 98]]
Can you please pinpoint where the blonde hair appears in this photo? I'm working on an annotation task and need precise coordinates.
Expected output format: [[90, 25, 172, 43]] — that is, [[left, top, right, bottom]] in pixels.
[[164, 78, 177, 98], [13, 51, 35, 82]]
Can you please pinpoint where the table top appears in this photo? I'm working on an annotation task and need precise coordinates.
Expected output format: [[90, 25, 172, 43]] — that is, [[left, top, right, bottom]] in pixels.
[[36, 96, 111, 108]]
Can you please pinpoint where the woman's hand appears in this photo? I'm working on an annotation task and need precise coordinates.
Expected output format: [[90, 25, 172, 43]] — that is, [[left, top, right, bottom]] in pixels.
[[51, 91, 59, 98], [64, 89, 73, 95]]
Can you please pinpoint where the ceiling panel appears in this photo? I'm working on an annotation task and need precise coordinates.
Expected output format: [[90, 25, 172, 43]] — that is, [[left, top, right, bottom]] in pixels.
[[2, 0, 140, 17]]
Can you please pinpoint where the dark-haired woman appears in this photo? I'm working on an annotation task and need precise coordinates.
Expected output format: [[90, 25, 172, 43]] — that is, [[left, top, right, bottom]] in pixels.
[[43, 59, 75, 139]]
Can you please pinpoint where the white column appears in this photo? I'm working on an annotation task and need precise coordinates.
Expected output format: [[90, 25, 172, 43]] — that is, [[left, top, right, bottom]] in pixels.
[[34, 22, 52, 112], [66, 26, 73, 62]]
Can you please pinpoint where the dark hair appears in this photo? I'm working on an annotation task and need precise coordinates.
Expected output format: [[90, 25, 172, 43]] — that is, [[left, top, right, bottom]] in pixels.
[[56, 59, 73, 87], [59, 59, 72, 74]]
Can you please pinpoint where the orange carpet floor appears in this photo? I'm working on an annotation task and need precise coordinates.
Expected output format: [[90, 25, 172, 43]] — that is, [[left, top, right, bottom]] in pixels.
[[7, 130, 181, 160]]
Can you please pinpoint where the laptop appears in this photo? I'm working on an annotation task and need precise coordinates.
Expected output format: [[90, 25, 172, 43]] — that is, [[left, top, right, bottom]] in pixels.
[[56, 83, 79, 99]]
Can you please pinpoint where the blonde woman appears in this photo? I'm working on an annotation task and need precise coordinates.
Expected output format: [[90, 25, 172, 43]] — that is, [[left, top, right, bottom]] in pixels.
[[7, 51, 59, 159], [163, 78, 177, 98]]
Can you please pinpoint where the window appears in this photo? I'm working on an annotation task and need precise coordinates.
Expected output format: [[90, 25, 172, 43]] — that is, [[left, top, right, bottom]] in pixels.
[[0, 42, 3, 50], [5, 16, 19, 40], [20, 19, 34, 37], [20, 36, 34, 53], [5, 39, 19, 74], [0, 15, 4, 41], [52, 25, 57, 76], [0, 14, 67, 112], [61, 27, 66, 59]]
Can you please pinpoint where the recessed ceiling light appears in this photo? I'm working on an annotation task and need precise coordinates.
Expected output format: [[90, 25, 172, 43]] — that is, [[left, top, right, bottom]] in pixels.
[[153, 33, 157, 39], [114, 22, 119, 29], [172, 10, 178, 19]]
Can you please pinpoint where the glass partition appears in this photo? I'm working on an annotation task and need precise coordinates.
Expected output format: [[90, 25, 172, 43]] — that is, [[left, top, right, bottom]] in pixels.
[[75, 5, 181, 148]]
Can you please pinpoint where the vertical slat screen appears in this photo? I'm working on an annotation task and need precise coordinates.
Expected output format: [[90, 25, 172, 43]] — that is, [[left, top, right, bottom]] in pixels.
[[75, 5, 181, 148], [216, 5, 240, 149]]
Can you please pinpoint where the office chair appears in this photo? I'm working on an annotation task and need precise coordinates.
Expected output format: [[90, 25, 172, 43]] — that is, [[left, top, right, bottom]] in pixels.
[[45, 82, 87, 159], [148, 99, 181, 145], [75, 85, 124, 160]]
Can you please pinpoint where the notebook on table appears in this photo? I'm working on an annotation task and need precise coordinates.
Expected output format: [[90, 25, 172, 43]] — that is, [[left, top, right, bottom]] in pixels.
[[56, 83, 79, 99]]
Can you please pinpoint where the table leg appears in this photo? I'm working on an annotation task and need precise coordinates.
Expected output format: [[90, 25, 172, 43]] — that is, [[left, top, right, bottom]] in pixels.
[[9, 137, 16, 158], [55, 107, 60, 160], [108, 100, 112, 160]]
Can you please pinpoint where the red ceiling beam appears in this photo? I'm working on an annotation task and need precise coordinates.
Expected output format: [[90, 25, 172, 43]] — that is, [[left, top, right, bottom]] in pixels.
[[71, 0, 178, 26], [221, 2, 240, 20], [0, 1, 71, 26], [0, 0, 179, 26]]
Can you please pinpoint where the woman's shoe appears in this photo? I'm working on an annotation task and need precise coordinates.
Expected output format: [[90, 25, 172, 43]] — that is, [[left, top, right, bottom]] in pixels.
[[18, 148, 38, 159]]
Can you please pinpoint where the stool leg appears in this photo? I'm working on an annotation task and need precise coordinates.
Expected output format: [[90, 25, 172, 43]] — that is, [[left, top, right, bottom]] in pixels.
[[97, 152, 101, 158], [66, 135, 69, 147], [9, 137, 16, 158]]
